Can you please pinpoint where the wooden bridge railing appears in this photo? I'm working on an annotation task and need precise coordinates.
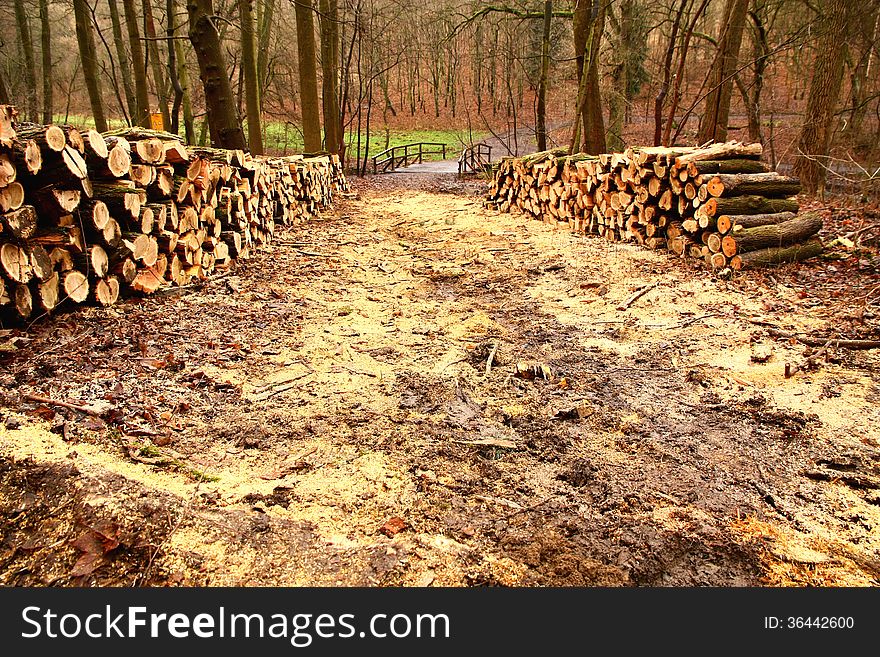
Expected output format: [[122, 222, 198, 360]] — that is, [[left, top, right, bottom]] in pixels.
[[371, 142, 448, 173], [458, 143, 493, 174]]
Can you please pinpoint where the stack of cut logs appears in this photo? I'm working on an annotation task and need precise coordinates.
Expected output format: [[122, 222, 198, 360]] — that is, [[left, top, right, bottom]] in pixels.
[[487, 141, 823, 270], [0, 106, 347, 321]]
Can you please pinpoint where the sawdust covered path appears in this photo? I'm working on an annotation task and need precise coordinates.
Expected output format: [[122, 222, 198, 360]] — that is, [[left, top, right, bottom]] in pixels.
[[1, 172, 879, 586]]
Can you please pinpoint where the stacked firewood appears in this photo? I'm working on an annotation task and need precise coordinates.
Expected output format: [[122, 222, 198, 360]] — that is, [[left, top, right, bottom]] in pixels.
[[487, 141, 822, 270], [0, 107, 347, 321]]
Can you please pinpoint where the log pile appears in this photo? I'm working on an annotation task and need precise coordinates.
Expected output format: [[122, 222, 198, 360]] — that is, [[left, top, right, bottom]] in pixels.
[[487, 141, 822, 271], [0, 108, 347, 321]]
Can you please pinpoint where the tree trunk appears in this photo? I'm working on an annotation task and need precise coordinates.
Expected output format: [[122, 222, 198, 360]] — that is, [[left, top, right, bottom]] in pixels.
[[141, 0, 171, 130], [536, 1, 552, 152], [257, 0, 276, 111], [847, 6, 879, 139], [294, 0, 323, 152], [171, 0, 197, 143], [319, 0, 342, 154], [697, 0, 749, 144], [122, 0, 152, 127], [108, 0, 137, 122], [166, 0, 184, 134], [187, 0, 247, 149], [792, 0, 853, 195], [240, 0, 264, 153], [0, 69, 9, 104], [606, 0, 632, 152], [13, 0, 39, 122], [73, 0, 108, 132], [572, 0, 606, 154], [39, 0, 53, 124]]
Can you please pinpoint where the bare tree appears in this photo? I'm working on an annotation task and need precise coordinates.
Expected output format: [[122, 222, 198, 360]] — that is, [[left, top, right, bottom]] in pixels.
[[39, 0, 52, 123], [793, 0, 854, 195], [571, 0, 606, 154], [73, 0, 108, 131], [108, 0, 137, 121], [536, 0, 551, 151], [169, 0, 196, 141], [319, 0, 342, 154], [187, 0, 247, 148], [294, 0, 323, 152], [122, 0, 152, 127], [698, 0, 750, 144], [13, 0, 38, 122], [256, 0, 277, 110], [240, 0, 264, 153], [141, 0, 171, 129]]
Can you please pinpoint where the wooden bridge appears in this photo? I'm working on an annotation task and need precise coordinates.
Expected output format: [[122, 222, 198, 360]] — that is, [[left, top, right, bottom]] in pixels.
[[371, 142, 447, 173], [458, 143, 493, 174]]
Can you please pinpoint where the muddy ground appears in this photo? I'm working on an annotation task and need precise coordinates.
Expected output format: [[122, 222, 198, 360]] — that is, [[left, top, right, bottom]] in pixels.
[[1, 173, 879, 587]]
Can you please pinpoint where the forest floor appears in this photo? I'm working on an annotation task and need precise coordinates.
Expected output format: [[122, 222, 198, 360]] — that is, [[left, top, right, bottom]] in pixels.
[[1, 172, 879, 587]]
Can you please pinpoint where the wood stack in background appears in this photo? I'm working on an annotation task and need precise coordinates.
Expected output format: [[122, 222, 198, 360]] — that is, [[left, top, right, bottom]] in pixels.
[[487, 141, 822, 271], [0, 107, 348, 322]]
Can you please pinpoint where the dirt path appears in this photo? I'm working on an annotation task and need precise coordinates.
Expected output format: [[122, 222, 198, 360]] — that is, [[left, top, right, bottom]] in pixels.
[[2, 174, 879, 586]]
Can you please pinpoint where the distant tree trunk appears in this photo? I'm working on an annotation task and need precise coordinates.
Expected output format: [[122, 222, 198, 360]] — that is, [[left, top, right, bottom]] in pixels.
[[697, 0, 749, 144], [39, 0, 53, 123], [0, 70, 9, 104], [108, 0, 137, 122], [664, 0, 711, 146], [735, 7, 770, 144], [123, 0, 152, 127], [319, 0, 342, 154], [167, 0, 195, 141], [141, 0, 171, 129], [654, 0, 687, 146], [572, 0, 606, 154], [73, 0, 108, 131], [187, 0, 247, 149], [13, 0, 38, 122], [165, 0, 183, 134], [536, 1, 552, 151], [174, 37, 196, 143], [256, 0, 276, 111], [793, 0, 853, 195], [607, 0, 635, 151], [294, 0, 323, 152], [847, 3, 880, 140], [239, 0, 264, 153]]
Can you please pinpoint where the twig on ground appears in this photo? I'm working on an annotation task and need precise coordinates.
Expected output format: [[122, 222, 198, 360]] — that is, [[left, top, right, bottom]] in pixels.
[[617, 281, 661, 311]]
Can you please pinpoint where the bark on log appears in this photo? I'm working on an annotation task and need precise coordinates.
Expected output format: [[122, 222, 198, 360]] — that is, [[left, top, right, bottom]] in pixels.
[[1, 205, 38, 239], [716, 211, 797, 234], [730, 238, 823, 269], [28, 243, 53, 281], [675, 142, 763, 164], [692, 159, 769, 174], [698, 195, 799, 218], [721, 212, 823, 256], [706, 172, 802, 198]]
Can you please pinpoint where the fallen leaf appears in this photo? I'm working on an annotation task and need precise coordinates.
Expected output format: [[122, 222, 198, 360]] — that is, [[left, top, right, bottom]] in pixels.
[[379, 516, 408, 537], [70, 552, 104, 577]]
